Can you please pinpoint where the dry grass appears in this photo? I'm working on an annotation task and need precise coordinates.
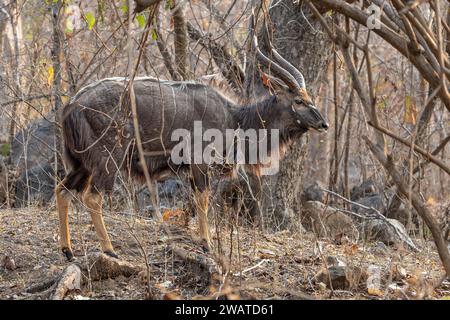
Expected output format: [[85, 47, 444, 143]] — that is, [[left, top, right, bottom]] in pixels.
[[0, 206, 448, 300]]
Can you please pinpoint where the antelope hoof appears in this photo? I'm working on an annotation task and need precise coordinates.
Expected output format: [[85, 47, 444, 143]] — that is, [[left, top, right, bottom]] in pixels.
[[104, 250, 119, 259], [62, 247, 74, 262]]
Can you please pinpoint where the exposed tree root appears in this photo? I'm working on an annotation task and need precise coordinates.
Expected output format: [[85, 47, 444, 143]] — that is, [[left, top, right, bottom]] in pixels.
[[26, 252, 142, 300]]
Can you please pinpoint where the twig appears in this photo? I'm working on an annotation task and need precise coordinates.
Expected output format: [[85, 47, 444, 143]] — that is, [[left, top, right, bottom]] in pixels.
[[237, 259, 269, 276], [0, 94, 51, 106], [368, 121, 450, 176]]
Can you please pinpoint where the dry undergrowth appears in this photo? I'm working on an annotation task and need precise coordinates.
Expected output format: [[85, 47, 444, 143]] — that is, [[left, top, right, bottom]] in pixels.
[[0, 206, 448, 300]]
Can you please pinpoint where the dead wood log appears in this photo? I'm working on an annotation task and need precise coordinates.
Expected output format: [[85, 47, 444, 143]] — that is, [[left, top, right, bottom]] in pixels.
[[79, 252, 142, 281], [169, 244, 231, 293], [27, 253, 142, 300], [51, 264, 81, 300], [170, 245, 221, 275]]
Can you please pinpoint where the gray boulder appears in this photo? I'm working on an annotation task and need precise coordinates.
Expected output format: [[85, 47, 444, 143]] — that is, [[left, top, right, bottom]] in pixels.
[[314, 257, 367, 290], [360, 218, 408, 246], [11, 118, 55, 173], [14, 163, 59, 207], [301, 201, 358, 240], [136, 178, 185, 212], [351, 194, 385, 215], [351, 179, 377, 201], [301, 182, 326, 204]]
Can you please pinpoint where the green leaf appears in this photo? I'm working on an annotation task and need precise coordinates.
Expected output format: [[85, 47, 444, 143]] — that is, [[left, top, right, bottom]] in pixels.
[[151, 29, 157, 41], [65, 16, 74, 34], [1, 144, 10, 157], [377, 99, 386, 111], [165, 0, 174, 10], [121, 4, 128, 14], [136, 14, 146, 29], [85, 12, 96, 30]]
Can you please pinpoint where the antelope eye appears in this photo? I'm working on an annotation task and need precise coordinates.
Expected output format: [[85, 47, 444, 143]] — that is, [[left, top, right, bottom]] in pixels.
[[294, 97, 303, 105]]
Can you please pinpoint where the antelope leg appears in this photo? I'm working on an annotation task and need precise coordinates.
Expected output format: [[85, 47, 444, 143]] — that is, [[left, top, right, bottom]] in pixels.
[[190, 164, 213, 251], [55, 179, 74, 261], [193, 189, 212, 250], [82, 190, 117, 258]]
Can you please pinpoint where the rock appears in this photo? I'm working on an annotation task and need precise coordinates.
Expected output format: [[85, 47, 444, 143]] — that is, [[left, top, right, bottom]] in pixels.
[[350, 179, 377, 201], [369, 242, 389, 256], [14, 163, 61, 207], [301, 201, 358, 240], [360, 218, 408, 246], [351, 194, 385, 215], [366, 265, 383, 296], [385, 206, 421, 228], [315, 266, 349, 290], [136, 178, 185, 213], [314, 263, 366, 290], [11, 118, 55, 173], [2, 256, 16, 271], [326, 256, 346, 267], [390, 264, 407, 282], [301, 182, 326, 204], [159, 179, 183, 199]]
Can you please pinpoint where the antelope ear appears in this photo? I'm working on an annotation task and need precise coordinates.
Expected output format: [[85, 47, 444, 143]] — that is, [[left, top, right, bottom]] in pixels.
[[261, 72, 271, 88], [261, 73, 289, 93], [298, 88, 313, 105]]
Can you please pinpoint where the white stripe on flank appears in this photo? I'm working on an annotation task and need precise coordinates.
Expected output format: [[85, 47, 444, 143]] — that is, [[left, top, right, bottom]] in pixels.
[[70, 76, 201, 103]]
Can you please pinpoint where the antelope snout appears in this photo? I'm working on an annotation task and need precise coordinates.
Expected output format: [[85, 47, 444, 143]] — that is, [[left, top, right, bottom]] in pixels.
[[309, 107, 328, 132], [319, 121, 329, 132]]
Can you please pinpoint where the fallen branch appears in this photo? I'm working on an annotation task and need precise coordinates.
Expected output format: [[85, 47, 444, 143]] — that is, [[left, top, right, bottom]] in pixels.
[[25, 278, 58, 294], [26, 253, 142, 300], [170, 245, 221, 276], [51, 264, 81, 300]]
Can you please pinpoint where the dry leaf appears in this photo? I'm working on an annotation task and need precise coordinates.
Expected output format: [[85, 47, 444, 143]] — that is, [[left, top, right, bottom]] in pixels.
[[368, 287, 384, 296], [163, 292, 181, 300], [162, 208, 185, 224], [404, 95, 417, 125], [47, 66, 54, 87], [344, 244, 359, 255], [426, 196, 437, 206]]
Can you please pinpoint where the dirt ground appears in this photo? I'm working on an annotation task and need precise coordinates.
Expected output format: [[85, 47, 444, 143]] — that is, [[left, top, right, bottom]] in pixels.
[[1, 206, 449, 300]]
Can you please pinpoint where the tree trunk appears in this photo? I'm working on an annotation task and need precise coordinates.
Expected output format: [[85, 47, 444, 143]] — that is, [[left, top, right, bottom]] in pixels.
[[251, 0, 333, 229], [50, 1, 64, 179], [172, 0, 189, 80]]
